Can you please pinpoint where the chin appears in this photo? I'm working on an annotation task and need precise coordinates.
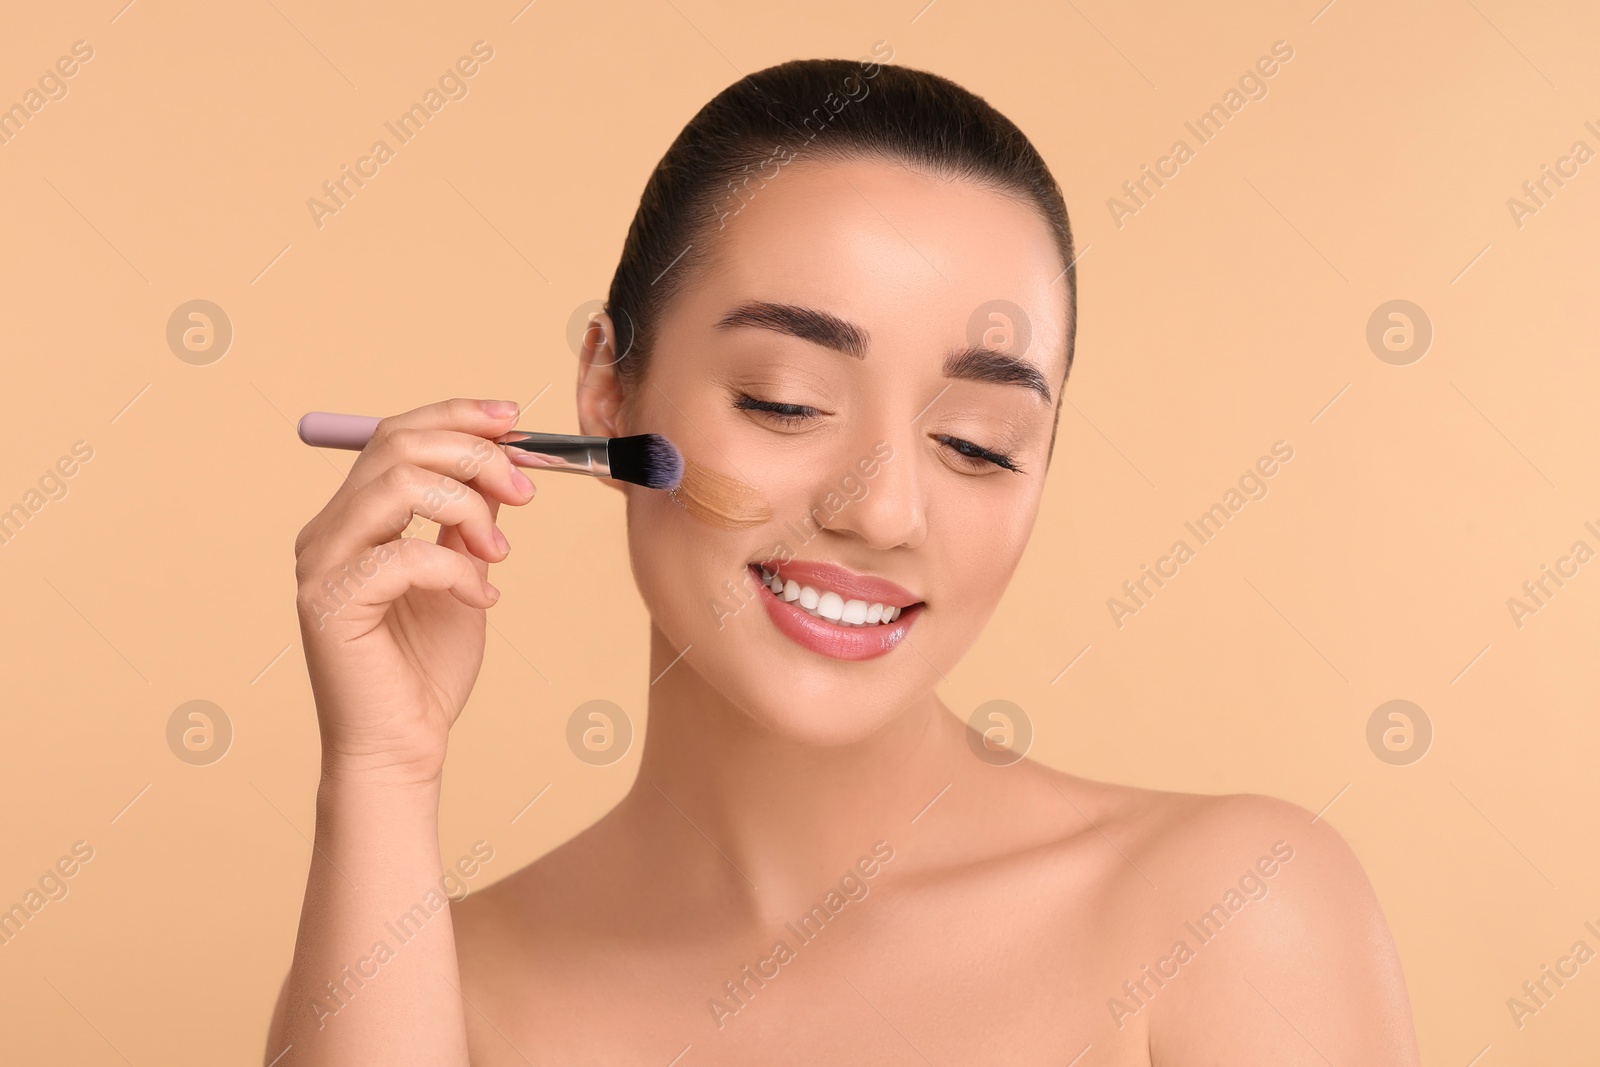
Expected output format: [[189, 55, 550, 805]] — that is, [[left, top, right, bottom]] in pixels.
[[659, 556, 944, 747], [690, 631, 929, 747], [624, 489, 961, 747]]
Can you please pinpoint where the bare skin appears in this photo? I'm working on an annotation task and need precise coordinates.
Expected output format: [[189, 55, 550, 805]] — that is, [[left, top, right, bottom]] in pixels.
[[267, 158, 1421, 1065]]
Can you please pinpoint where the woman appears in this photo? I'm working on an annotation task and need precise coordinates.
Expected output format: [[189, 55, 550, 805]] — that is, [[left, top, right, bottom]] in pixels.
[[267, 56, 1421, 1064]]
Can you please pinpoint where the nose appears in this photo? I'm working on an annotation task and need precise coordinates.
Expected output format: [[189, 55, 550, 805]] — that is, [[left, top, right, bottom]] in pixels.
[[811, 424, 927, 551]]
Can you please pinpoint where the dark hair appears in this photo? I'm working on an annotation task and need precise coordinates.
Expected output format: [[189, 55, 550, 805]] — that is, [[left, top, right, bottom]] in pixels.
[[605, 55, 1077, 406]]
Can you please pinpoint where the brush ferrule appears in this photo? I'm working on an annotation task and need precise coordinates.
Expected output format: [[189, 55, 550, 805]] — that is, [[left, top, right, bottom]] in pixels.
[[498, 432, 611, 478]]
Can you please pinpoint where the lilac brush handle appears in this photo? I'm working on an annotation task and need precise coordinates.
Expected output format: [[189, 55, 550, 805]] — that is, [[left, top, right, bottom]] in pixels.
[[295, 411, 565, 468], [296, 412, 383, 450]]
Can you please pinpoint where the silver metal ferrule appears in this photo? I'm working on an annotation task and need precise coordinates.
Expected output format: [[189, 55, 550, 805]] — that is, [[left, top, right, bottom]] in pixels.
[[497, 432, 610, 478]]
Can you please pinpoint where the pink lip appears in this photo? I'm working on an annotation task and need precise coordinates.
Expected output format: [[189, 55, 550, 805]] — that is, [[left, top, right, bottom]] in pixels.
[[749, 563, 924, 662], [754, 558, 922, 609]]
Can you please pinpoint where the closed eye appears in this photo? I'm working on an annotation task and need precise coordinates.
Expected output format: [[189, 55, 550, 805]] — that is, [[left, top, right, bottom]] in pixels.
[[936, 434, 1023, 473], [734, 392, 818, 427], [734, 392, 1022, 473]]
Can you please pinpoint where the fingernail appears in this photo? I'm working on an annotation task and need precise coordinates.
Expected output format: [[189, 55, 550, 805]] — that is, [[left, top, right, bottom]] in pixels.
[[492, 525, 509, 553], [484, 581, 501, 601], [481, 399, 519, 418], [510, 468, 534, 494]]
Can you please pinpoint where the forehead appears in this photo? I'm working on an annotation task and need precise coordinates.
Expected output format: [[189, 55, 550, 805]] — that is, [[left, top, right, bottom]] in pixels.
[[682, 155, 1068, 380]]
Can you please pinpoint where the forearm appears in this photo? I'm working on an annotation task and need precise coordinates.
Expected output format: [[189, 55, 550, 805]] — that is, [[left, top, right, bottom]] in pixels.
[[271, 775, 469, 1066]]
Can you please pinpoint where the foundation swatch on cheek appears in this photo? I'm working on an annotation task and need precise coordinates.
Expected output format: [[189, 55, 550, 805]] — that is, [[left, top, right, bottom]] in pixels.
[[670, 459, 773, 528]]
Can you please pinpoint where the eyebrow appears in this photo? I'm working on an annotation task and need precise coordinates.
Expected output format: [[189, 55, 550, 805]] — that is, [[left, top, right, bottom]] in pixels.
[[714, 301, 869, 359], [942, 344, 1053, 405], [713, 300, 1053, 404]]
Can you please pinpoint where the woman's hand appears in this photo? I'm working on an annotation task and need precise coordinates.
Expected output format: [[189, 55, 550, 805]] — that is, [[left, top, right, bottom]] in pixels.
[[293, 397, 536, 786]]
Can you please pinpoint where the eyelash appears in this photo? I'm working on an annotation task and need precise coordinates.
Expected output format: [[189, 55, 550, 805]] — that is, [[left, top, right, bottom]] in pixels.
[[733, 393, 1023, 473], [734, 393, 817, 427]]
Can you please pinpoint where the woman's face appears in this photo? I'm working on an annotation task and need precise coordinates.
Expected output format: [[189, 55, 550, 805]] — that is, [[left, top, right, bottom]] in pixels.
[[603, 156, 1069, 744]]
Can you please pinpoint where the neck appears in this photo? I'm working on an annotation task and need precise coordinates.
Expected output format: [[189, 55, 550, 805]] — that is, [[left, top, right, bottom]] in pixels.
[[623, 622, 962, 921]]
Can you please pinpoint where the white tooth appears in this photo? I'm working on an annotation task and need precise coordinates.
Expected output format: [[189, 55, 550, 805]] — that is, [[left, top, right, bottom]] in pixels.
[[841, 599, 868, 625], [798, 585, 820, 610], [760, 565, 773, 581], [866, 603, 884, 624], [783, 579, 801, 602], [817, 591, 844, 621], [770, 573, 784, 594], [887, 606, 901, 621]]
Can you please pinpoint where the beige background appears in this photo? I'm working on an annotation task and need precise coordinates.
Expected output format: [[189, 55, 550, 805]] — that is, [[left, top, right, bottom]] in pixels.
[[2, 0, 1597, 1061]]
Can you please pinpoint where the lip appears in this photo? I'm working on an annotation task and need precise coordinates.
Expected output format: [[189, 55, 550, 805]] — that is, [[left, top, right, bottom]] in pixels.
[[749, 562, 924, 662], [753, 558, 921, 609]]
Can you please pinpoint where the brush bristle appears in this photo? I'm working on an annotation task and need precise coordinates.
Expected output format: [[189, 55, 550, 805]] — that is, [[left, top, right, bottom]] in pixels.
[[607, 433, 685, 490]]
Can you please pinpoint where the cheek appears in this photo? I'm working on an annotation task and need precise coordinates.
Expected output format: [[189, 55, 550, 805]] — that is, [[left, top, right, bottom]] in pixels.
[[619, 379, 788, 642], [623, 483, 747, 642], [937, 484, 1041, 610], [625, 487, 693, 611]]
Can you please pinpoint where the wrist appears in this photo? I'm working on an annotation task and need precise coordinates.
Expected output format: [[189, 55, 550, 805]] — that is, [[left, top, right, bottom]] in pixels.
[[316, 765, 444, 811], [319, 747, 447, 791]]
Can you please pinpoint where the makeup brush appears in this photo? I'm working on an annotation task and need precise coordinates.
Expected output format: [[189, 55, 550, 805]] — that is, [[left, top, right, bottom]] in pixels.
[[295, 411, 685, 491]]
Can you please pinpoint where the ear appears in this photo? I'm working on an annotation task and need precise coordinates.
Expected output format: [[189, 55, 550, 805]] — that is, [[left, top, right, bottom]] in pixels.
[[576, 311, 628, 437], [574, 311, 632, 495]]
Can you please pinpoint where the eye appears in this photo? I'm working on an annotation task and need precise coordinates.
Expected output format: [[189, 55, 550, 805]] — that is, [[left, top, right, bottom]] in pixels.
[[734, 392, 821, 428], [736, 392, 1022, 472], [936, 434, 1023, 474]]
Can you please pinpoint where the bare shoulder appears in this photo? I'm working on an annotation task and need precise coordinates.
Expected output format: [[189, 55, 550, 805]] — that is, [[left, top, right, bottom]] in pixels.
[[1031, 768, 1385, 900], [449, 804, 637, 977], [1048, 777, 1421, 1065], [1028, 765, 1330, 853], [450, 822, 602, 945], [1117, 785, 1371, 887]]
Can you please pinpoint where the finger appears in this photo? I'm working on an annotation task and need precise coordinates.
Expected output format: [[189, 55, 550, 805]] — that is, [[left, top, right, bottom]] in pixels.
[[377, 396, 523, 442], [298, 463, 502, 578], [298, 398, 526, 554], [298, 538, 498, 633], [438, 495, 505, 581], [362, 426, 537, 508]]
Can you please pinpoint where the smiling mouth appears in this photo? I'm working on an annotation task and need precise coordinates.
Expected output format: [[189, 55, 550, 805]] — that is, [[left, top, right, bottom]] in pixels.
[[748, 563, 923, 627]]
